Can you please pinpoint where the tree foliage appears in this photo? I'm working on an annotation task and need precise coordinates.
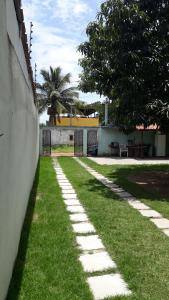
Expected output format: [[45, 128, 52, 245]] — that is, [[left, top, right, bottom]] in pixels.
[[37, 66, 79, 124], [78, 0, 169, 131]]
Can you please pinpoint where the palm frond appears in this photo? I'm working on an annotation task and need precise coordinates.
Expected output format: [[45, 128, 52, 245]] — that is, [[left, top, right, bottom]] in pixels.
[[40, 70, 50, 82], [51, 67, 62, 89], [61, 87, 79, 100], [39, 66, 80, 121], [37, 95, 49, 115]]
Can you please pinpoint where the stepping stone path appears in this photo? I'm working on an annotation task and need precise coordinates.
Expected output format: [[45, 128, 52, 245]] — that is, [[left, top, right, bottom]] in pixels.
[[64, 199, 81, 206], [87, 274, 131, 300], [70, 213, 89, 222], [53, 159, 131, 300], [74, 157, 169, 239], [66, 205, 85, 213], [76, 235, 105, 251], [79, 252, 116, 272], [72, 222, 96, 234]]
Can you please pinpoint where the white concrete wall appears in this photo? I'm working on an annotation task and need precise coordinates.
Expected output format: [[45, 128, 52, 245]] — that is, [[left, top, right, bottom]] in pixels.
[[98, 128, 155, 156], [0, 1, 39, 299], [50, 128, 74, 146]]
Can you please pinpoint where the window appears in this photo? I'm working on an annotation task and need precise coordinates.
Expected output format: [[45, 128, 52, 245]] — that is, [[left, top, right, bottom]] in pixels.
[[69, 135, 74, 141]]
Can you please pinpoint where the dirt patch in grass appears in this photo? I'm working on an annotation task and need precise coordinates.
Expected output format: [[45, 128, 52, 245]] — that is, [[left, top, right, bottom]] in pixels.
[[128, 171, 169, 198]]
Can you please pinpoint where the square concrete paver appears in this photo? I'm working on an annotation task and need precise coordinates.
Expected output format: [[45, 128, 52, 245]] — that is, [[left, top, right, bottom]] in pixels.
[[64, 200, 81, 206], [59, 183, 72, 188], [117, 191, 132, 198], [139, 209, 161, 218], [100, 178, 111, 184], [72, 222, 96, 234], [62, 190, 76, 194], [79, 251, 116, 272], [96, 176, 106, 181], [67, 205, 85, 213], [59, 183, 70, 186], [70, 213, 89, 223], [57, 175, 67, 179], [105, 183, 119, 189], [151, 218, 169, 229], [122, 196, 137, 202], [87, 273, 131, 300], [107, 182, 119, 187], [61, 186, 75, 194], [110, 187, 124, 193], [91, 172, 100, 176], [62, 194, 77, 200], [128, 201, 150, 210], [58, 179, 67, 182], [76, 235, 105, 251], [61, 189, 76, 194]]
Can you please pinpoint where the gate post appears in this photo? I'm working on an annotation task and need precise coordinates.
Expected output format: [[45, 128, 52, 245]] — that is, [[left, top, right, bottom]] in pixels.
[[83, 129, 87, 156]]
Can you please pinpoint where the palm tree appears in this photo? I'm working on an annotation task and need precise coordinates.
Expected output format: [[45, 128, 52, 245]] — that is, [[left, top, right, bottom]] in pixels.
[[37, 66, 79, 125]]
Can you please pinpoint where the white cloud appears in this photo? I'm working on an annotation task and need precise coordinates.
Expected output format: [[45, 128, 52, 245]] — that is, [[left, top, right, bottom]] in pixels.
[[53, 0, 90, 21], [22, 0, 86, 83], [22, 0, 104, 123], [74, 2, 88, 15], [31, 21, 80, 84]]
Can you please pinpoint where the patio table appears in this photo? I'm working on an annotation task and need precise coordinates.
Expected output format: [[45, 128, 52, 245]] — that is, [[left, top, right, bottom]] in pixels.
[[127, 145, 149, 158]]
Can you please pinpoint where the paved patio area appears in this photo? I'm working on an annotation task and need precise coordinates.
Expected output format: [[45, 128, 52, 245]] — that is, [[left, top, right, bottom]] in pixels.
[[89, 157, 169, 165]]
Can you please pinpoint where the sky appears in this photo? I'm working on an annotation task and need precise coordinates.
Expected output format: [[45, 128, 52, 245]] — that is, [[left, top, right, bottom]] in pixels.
[[22, 0, 105, 123]]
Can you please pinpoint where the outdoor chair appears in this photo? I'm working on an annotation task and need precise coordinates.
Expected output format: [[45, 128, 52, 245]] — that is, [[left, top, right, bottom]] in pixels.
[[119, 144, 128, 157]]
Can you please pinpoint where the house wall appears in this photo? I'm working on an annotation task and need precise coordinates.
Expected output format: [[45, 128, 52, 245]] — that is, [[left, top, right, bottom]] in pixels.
[[98, 127, 155, 156], [0, 1, 39, 299], [40, 126, 99, 155], [50, 128, 74, 146], [53, 117, 99, 127]]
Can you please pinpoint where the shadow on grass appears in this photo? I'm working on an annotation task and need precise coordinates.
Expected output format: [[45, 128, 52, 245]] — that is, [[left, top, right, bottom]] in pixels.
[[81, 158, 169, 202], [6, 160, 40, 300], [105, 164, 169, 203], [83, 177, 123, 202]]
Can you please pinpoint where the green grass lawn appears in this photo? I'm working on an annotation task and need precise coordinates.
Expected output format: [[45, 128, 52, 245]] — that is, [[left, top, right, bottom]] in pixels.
[[7, 157, 92, 300], [59, 157, 169, 300], [52, 144, 74, 153], [80, 158, 169, 220], [7, 157, 169, 300]]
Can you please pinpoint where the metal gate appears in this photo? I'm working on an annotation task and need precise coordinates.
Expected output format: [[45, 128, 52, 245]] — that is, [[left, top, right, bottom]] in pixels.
[[42, 129, 51, 156], [87, 130, 98, 156], [74, 130, 83, 156]]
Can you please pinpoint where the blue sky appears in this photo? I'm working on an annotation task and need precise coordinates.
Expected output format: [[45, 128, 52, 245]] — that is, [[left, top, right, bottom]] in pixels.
[[22, 0, 104, 122]]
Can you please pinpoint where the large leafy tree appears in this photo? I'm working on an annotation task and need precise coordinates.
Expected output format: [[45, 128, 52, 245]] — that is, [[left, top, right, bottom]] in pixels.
[[78, 0, 169, 131], [37, 66, 79, 125]]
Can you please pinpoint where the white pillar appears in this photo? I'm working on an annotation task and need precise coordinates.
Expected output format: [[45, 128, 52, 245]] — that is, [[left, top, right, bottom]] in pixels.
[[83, 129, 87, 156], [105, 102, 108, 125]]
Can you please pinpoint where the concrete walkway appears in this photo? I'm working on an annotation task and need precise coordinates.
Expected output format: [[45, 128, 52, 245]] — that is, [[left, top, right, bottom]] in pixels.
[[89, 157, 169, 165], [75, 158, 169, 239], [51, 152, 74, 157], [53, 159, 131, 300]]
